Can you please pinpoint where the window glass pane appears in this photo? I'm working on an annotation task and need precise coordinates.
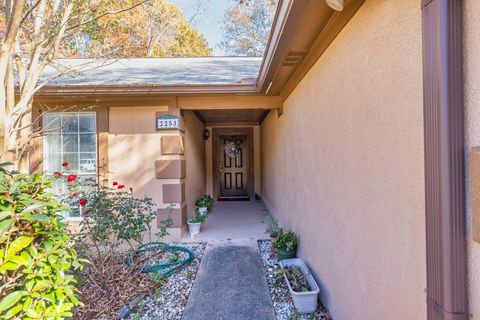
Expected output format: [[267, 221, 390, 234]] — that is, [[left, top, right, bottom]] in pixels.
[[79, 153, 97, 174], [79, 134, 96, 152], [43, 114, 61, 134], [43, 135, 61, 173], [62, 134, 78, 153], [79, 114, 96, 133], [63, 153, 79, 172], [62, 114, 78, 133]]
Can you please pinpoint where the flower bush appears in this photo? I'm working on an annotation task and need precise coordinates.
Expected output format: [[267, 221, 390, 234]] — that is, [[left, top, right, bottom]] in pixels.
[[55, 162, 170, 257], [0, 164, 84, 319]]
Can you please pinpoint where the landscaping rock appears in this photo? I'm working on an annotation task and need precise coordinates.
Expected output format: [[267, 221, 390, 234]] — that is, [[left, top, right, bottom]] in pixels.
[[128, 242, 206, 320], [258, 240, 332, 320]]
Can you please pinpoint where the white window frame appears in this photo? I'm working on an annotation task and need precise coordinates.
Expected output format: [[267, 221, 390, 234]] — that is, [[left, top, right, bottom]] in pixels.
[[43, 112, 98, 220]]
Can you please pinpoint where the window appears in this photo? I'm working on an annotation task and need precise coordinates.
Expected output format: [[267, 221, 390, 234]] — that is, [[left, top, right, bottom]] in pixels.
[[43, 112, 97, 218]]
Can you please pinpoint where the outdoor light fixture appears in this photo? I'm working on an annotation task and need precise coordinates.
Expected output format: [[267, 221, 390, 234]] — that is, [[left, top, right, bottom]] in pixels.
[[203, 129, 210, 140], [325, 0, 344, 11]]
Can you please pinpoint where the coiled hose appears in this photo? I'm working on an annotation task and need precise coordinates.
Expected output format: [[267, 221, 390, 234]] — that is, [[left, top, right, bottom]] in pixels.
[[124, 242, 195, 279]]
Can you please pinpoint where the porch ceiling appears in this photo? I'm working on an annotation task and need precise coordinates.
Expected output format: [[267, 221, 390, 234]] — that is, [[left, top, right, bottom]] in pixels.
[[196, 109, 269, 126]]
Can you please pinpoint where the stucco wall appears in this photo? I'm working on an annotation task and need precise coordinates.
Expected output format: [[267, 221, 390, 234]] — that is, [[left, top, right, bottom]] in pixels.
[[109, 106, 169, 207], [464, 1, 480, 318], [261, 1, 425, 319], [184, 110, 206, 218]]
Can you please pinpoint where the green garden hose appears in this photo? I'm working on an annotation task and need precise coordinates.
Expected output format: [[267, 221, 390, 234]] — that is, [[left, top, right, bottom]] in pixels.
[[124, 242, 195, 278]]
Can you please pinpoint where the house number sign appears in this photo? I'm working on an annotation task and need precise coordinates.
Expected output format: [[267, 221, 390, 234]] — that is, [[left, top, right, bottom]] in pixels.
[[156, 113, 181, 130]]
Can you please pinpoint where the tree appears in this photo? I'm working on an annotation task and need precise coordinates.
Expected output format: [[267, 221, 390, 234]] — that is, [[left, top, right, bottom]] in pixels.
[[219, 0, 277, 56], [0, 0, 147, 170], [0, 0, 210, 171], [64, 0, 211, 58]]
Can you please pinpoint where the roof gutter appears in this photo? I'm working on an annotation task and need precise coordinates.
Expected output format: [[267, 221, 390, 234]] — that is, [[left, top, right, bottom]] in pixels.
[[421, 0, 468, 319]]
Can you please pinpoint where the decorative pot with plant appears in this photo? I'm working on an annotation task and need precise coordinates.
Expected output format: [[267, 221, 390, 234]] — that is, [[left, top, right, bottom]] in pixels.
[[187, 213, 208, 238], [265, 214, 280, 250], [277, 258, 320, 313], [273, 229, 298, 260], [195, 195, 214, 215]]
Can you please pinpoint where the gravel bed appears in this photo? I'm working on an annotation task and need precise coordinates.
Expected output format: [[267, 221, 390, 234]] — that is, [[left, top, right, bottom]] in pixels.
[[258, 240, 332, 320], [128, 242, 207, 320]]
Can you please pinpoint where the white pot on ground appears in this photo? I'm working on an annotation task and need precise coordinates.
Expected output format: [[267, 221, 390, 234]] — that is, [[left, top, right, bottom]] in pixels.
[[197, 207, 208, 215], [187, 221, 201, 238]]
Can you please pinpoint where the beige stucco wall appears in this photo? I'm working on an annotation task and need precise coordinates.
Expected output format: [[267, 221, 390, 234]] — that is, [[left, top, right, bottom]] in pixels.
[[205, 125, 261, 197], [464, 1, 480, 318], [109, 106, 169, 207], [261, 1, 426, 319], [183, 110, 206, 218]]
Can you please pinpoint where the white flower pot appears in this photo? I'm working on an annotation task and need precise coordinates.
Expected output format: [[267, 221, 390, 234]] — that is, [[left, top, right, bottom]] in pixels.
[[187, 221, 201, 238], [279, 258, 320, 314], [198, 207, 208, 215]]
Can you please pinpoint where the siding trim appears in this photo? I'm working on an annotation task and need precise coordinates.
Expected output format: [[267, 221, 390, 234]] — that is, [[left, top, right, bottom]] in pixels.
[[421, 0, 468, 319]]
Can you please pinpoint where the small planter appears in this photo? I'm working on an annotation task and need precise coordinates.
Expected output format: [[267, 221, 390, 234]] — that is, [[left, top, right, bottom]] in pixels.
[[270, 236, 278, 253], [187, 221, 201, 238], [197, 207, 208, 215], [279, 258, 320, 314], [278, 247, 296, 261]]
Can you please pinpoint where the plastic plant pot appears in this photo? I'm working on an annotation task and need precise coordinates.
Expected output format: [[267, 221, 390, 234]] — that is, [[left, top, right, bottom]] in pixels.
[[277, 247, 296, 261], [279, 258, 320, 314], [187, 221, 201, 238], [198, 207, 208, 215]]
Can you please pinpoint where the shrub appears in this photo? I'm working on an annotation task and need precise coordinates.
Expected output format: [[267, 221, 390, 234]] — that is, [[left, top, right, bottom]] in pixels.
[[0, 167, 83, 319], [273, 230, 298, 251]]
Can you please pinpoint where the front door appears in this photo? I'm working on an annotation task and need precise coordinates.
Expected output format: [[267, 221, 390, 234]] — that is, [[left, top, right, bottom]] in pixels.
[[219, 135, 249, 199]]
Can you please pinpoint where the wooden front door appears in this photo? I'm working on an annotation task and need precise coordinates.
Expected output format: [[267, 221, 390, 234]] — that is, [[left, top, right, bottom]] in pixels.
[[218, 135, 249, 199]]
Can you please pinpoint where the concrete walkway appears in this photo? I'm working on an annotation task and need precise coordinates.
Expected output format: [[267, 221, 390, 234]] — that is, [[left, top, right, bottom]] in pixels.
[[182, 200, 270, 242], [182, 242, 275, 320]]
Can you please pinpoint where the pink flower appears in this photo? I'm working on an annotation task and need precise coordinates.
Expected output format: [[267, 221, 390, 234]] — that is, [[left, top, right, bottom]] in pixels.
[[117, 184, 125, 189], [62, 162, 69, 167], [54, 171, 62, 178], [113, 181, 118, 186], [84, 209, 91, 215], [67, 174, 77, 182], [79, 198, 88, 207], [70, 191, 78, 197]]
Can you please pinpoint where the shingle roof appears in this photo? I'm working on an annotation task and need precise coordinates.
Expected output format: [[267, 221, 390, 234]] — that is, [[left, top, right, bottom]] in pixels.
[[41, 57, 262, 87]]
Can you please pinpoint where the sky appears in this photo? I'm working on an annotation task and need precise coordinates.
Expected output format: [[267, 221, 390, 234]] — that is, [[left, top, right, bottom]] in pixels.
[[170, 0, 232, 56]]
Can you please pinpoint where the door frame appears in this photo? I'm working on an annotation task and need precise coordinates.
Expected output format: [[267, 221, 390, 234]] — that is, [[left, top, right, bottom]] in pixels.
[[212, 127, 254, 200]]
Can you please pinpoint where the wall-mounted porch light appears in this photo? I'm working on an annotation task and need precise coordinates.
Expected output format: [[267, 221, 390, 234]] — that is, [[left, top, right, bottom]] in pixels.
[[203, 129, 210, 140], [325, 0, 344, 11]]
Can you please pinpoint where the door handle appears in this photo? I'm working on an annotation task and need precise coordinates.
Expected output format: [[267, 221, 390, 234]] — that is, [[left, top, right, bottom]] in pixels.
[[220, 165, 224, 173]]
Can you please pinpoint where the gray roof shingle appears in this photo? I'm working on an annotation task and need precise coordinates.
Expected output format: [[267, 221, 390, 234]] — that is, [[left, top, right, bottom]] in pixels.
[[41, 57, 262, 87]]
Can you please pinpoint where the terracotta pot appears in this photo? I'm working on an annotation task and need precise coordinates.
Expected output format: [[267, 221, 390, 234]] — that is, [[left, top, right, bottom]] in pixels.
[[270, 236, 278, 253]]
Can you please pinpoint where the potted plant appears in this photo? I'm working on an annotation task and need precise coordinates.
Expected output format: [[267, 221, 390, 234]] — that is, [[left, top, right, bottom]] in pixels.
[[277, 258, 320, 313], [273, 229, 298, 260], [187, 213, 207, 238], [195, 195, 214, 214], [203, 194, 214, 211], [265, 214, 280, 249]]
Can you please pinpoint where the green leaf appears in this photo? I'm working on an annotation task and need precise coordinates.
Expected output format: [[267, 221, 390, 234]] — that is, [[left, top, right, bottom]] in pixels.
[[21, 204, 46, 214], [0, 218, 14, 236], [6, 236, 34, 260], [0, 291, 24, 312], [0, 211, 13, 221], [8, 255, 28, 265], [22, 214, 50, 222]]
